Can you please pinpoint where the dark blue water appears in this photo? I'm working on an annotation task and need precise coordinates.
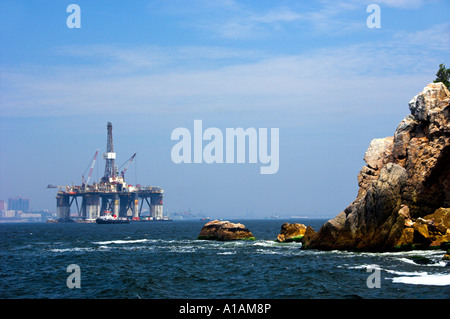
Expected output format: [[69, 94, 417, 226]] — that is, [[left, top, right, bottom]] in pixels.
[[0, 219, 449, 299]]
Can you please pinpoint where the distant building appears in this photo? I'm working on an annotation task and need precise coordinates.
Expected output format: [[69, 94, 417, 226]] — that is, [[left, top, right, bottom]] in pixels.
[[0, 200, 5, 210], [8, 197, 30, 212], [1, 210, 16, 218], [19, 213, 41, 219]]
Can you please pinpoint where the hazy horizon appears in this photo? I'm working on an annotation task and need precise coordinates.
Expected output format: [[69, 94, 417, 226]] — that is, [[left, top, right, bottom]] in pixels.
[[1, 1, 449, 219]]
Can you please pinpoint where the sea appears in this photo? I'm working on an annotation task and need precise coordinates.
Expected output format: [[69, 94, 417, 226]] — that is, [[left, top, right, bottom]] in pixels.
[[0, 219, 449, 300]]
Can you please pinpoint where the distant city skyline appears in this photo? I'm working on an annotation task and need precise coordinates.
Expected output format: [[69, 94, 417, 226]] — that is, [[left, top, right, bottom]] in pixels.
[[0, 197, 30, 212], [0, 1, 449, 219]]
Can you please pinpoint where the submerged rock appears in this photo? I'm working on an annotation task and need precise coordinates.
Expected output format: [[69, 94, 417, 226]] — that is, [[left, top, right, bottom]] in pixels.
[[443, 249, 450, 260], [407, 255, 434, 265], [306, 83, 450, 252], [197, 220, 255, 241]]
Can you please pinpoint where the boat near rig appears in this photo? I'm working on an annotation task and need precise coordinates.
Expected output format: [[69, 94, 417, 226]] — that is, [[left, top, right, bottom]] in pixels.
[[96, 212, 130, 224], [49, 122, 171, 223]]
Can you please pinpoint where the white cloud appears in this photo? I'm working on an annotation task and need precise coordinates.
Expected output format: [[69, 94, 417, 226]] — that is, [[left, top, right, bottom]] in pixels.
[[373, 0, 426, 9], [391, 23, 450, 51], [205, 1, 368, 39], [250, 7, 303, 23], [1, 24, 445, 121]]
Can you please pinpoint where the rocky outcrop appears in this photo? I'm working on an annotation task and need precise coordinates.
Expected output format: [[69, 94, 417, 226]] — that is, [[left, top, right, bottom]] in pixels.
[[306, 83, 450, 252], [197, 220, 255, 241], [276, 223, 307, 242], [301, 226, 317, 246], [276, 223, 316, 246], [395, 207, 450, 250]]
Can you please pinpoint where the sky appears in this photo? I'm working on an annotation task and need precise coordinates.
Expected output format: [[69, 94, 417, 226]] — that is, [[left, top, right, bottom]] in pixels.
[[0, 0, 449, 219]]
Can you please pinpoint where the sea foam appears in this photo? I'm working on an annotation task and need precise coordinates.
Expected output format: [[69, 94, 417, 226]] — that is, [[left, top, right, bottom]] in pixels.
[[93, 239, 149, 245], [390, 273, 450, 286]]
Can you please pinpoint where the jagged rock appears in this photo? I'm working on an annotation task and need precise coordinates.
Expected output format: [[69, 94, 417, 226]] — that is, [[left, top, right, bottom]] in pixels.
[[393, 208, 450, 249], [409, 83, 450, 135], [364, 137, 394, 170], [443, 243, 450, 260], [395, 228, 415, 249], [398, 205, 411, 219], [407, 255, 434, 265], [404, 219, 414, 227], [197, 220, 255, 241], [413, 222, 432, 246], [276, 223, 307, 242], [276, 223, 316, 246], [301, 226, 316, 246], [424, 207, 450, 228], [306, 83, 450, 252]]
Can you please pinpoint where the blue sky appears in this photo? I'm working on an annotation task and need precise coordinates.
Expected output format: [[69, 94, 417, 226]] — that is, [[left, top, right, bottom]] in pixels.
[[0, 0, 449, 218]]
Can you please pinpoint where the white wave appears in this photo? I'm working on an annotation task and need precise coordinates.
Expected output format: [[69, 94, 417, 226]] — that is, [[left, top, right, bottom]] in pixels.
[[255, 248, 302, 256], [95, 245, 157, 252], [397, 257, 421, 265], [390, 274, 450, 286], [93, 239, 149, 245], [396, 257, 447, 267], [254, 240, 302, 248], [222, 241, 246, 247], [433, 261, 447, 267], [345, 264, 383, 270], [344, 264, 426, 276], [50, 247, 95, 253], [217, 251, 236, 255], [164, 245, 197, 253], [361, 250, 444, 258], [384, 269, 428, 276], [255, 249, 284, 255], [253, 241, 279, 247]]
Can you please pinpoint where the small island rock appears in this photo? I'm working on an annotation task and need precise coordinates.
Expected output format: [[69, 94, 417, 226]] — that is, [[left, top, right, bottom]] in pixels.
[[197, 220, 255, 241], [276, 223, 313, 243]]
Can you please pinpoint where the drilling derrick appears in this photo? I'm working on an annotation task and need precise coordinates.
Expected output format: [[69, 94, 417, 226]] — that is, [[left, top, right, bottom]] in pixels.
[[102, 122, 116, 183], [52, 122, 168, 223]]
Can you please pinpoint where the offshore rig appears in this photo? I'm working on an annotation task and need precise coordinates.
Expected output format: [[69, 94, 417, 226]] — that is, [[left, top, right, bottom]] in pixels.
[[49, 122, 167, 222]]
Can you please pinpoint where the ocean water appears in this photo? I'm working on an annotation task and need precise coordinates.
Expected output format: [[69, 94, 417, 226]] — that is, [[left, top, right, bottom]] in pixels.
[[0, 219, 449, 299]]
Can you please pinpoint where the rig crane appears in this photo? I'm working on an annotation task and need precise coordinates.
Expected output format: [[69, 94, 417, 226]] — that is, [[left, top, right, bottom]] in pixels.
[[82, 149, 99, 186], [120, 153, 137, 179]]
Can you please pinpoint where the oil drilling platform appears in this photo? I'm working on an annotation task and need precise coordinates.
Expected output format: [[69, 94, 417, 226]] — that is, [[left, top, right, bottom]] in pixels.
[[49, 122, 167, 222]]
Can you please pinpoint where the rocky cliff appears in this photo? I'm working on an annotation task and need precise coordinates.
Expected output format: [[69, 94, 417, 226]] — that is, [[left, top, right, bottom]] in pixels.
[[306, 83, 450, 252]]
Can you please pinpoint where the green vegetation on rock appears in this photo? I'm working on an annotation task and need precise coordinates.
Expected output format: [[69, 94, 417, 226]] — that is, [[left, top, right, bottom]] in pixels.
[[434, 63, 450, 89]]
